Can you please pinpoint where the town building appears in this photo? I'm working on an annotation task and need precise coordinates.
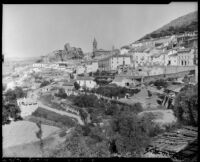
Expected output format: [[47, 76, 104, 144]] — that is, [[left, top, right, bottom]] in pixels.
[[132, 52, 151, 67], [92, 38, 119, 59], [166, 49, 179, 66], [85, 61, 99, 73], [76, 65, 86, 74], [98, 55, 133, 71], [151, 52, 168, 66], [58, 80, 75, 96], [177, 48, 195, 66], [17, 97, 38, 117], [76, 76, 97, 89], [120, 46, 131, 55]]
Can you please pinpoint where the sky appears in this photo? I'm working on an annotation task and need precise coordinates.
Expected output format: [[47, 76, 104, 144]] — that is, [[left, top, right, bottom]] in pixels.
[[3, 3, 197, 58]]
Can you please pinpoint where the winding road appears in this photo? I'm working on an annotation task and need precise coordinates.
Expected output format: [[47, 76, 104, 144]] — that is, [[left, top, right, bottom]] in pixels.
[[37, 101, 84, 126]]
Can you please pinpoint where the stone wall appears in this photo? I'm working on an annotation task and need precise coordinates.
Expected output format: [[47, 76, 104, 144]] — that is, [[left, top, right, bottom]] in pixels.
[[165, 66, 195, 74]]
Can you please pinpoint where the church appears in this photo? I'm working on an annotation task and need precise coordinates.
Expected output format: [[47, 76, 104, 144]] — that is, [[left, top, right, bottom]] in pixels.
[[92, 38, 120, 59]]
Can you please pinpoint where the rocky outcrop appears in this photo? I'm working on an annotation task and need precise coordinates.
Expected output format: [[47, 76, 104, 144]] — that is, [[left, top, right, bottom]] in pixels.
[[41, 43, 84, 63]]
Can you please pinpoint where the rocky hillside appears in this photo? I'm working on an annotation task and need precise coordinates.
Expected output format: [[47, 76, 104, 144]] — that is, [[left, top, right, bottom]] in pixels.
[[139, 11, 197, 41], [37, 43, 84, 63]]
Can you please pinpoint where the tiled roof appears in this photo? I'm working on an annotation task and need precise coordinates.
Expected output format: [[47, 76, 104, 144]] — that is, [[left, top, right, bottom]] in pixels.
[[76, 76, 94, 81], [112, 76, 131, 83]]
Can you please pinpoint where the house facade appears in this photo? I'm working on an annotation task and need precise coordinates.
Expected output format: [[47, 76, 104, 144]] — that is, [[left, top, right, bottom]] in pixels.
[[76, 76, 97, 89], [177, 49, 194, 66], [17, 97, 38, 117], [98, 55, 132, 71], [86, 61, 98, 73], [133, 52, 151, 68], [76, 65, 86, 74]]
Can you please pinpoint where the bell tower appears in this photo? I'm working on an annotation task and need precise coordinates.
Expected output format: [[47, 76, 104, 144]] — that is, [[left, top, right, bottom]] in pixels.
[[93, 38, 97, 52]]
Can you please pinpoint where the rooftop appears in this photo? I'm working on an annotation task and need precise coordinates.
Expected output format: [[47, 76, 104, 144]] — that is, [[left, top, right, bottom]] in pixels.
[[76, 76, 94, 81]]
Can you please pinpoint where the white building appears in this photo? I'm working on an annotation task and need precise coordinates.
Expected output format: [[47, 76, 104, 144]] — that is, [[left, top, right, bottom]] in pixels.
[[6, 81, 16, 91], [177, 49, 195, 66], [86, 61, 99, 73], [120, 46, 130, 55], [17, 98, 38, 117], [32, 63, 47, 68], [98, 55, 133, 71], [76, 76, 97, 89], [76, 65, 86, 74], [133, 52, 151, 68], [151, 53, 167, 66]]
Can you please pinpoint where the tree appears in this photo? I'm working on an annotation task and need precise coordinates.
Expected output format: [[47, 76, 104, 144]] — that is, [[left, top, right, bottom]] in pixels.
[[2, 87, 26, 125], [174, 84, 198, 126], [79, 109, 88, 123], [74, 81, 80, 90], [107, 111, 151, 156], [35, 121, 44, 156], [40, 80, 50, 88], [147, 90, 152, 97], [55, 88, 67, 99]]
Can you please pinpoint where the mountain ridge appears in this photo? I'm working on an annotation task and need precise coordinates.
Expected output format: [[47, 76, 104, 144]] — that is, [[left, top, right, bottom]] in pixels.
[[138, 11, 197, 41]]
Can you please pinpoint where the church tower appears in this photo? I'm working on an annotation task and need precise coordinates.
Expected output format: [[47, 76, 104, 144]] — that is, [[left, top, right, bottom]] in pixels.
[[93, 38, 97, 52]]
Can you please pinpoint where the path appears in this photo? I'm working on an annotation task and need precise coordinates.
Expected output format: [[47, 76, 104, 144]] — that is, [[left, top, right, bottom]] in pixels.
[[38, 101, 84, 126]]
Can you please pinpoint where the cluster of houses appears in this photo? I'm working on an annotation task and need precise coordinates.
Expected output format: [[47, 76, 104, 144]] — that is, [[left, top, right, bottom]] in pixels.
[[29, 32, 198, 92]]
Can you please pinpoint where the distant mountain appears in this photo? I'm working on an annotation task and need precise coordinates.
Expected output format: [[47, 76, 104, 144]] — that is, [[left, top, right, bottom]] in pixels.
[[37, 43, 84, 63], [138, 11, 197, 41]]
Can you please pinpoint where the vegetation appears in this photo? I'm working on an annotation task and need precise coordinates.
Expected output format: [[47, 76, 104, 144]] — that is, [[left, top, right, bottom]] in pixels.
[[147, 90, 152, 97], [149, 79, 168, 89], [51, 106, 164, 157], [91, 84, 140, 98], [55, 88, 67, 99], [173, 84, 198, 126], [74, 81, 80, 90], [40, 80, 50, 88], [2, 87, 26, 125], [35, 121, 44, 156], [32, 107, 76, 127], [94, 77, 112, 86]]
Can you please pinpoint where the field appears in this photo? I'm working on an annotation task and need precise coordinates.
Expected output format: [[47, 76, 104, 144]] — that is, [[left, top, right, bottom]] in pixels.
[[3, 120, 60, 149], [32, 107, 77, 128], [3, 127, 68, 157]]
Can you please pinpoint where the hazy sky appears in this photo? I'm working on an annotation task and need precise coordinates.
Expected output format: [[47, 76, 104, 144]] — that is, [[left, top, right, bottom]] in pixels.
[[3, 3, 197, 58]]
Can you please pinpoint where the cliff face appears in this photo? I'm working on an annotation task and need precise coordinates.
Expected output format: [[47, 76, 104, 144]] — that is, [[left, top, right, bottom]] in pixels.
[[41, 43, 84, 63]]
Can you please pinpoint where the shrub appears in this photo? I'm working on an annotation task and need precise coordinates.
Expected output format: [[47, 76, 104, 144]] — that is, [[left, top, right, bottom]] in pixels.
[[59, 130, 67, 137], [55, 88, 67, 99], [40, 80, 50, 88], [74, 82, 80, 90]]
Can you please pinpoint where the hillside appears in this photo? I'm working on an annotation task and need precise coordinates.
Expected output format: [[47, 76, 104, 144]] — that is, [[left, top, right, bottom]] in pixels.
[[139, 11, 197, 41]]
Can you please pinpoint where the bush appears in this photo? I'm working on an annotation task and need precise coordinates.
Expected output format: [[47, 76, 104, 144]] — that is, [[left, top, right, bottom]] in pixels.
[[74, 82, 80, 90], [59, 131, 67, 137], [40, 80, 50, 88], [94, 85, 140, 98], [73, 94, 98, 108], [55, 88, 67, 99]]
